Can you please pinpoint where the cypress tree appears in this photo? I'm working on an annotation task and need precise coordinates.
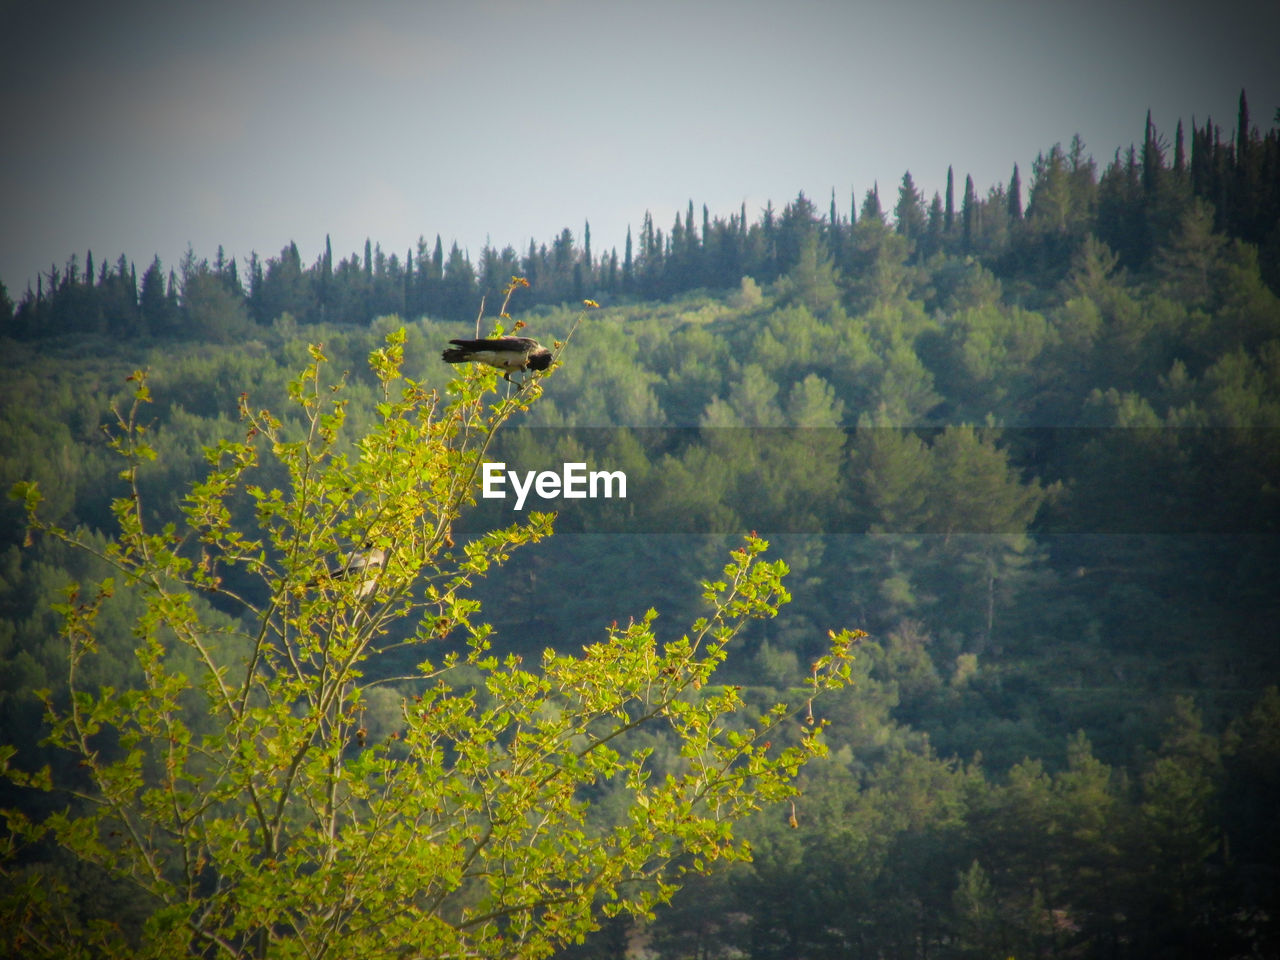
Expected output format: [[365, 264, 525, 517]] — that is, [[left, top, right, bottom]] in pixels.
[[962, 174, 976, 252], [829, 188, 842, 260], [1008, 164, 1023, 220], [1236, 89, 1251, 170], [1234, 89, 1260, 239], [1142, 110, 1164, 200], [945, 166, 955, 233]]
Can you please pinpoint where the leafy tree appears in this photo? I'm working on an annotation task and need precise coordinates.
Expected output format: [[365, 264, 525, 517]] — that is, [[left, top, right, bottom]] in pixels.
[[1, 310, 856, 958]]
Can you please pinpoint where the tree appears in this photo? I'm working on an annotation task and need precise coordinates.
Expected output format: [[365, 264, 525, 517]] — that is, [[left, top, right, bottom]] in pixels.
[[1007, 163, 1023, 220], [1154, 197, 1225, 307], [139, 256, 178, 336], [894, 171, 926, 248], [0, 277, 12, 328], [860, 183, 884, 224], [2, 297, 856, 958], [945, 166, 956, 234], [962, 175, 976, 252]]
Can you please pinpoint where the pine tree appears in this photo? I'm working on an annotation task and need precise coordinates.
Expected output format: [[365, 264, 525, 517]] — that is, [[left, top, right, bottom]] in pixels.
[[895, 171, 925, 244], [138, 256, 171, 335], [861, 183, 883, 223], [925, 193, 944, 258]]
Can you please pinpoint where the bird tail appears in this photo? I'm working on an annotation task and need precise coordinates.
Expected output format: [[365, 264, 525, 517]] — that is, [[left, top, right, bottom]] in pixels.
[[442, 348, 469, 363]]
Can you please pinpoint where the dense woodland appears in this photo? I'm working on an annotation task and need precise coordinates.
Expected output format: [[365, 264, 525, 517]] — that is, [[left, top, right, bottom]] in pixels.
[[3, 93, 1280, 957], [4, 95, 1280, 339]]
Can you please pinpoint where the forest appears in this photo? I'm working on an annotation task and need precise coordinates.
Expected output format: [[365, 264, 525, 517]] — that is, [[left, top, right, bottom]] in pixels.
[[1, 92, 1279, 958]]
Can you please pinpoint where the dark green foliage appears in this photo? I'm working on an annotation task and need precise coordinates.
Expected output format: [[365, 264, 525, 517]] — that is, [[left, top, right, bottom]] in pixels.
[[2, 91, 1279, 957]]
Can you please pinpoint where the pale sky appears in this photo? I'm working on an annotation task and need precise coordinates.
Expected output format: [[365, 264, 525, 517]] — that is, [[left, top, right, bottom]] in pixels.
[[2, 0, 1278, 296]]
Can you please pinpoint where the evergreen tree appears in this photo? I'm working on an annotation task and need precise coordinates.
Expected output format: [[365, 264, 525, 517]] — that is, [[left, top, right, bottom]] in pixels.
[[1008, 163, 1023, 220], [138, 256, 173, 335], [0, 278, 12, 327], [440, 242, 477, 321], [962, 174, 976, 252], [861, 183, 884, 224], [623, 226, 633, 290], [945, 165, 956, 234], [924, 193, 944, 259], [895, 171, 926, 246]]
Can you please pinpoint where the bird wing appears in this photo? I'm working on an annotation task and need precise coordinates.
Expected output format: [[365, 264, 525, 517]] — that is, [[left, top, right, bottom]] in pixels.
[[447, 337, 539, 353], [337, 547, 384, 576]]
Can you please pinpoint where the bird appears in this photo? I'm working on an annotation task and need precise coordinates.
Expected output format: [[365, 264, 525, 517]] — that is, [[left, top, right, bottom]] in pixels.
[[328, 542, 386, 598], [441, 336, 552, 382]]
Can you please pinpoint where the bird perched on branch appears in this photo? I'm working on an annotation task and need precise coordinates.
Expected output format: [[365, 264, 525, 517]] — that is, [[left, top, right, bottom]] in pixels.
[[326, 542, 385, 598], [441, 337, 552, 382]]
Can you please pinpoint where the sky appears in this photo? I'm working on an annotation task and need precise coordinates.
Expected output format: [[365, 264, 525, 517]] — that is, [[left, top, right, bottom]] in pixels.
[[2, 0, 1278, 296]]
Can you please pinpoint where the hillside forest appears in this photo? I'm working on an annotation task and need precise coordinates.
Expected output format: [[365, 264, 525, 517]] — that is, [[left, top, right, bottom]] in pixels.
[[2, 93, 1280, 958]]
